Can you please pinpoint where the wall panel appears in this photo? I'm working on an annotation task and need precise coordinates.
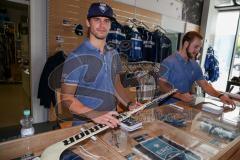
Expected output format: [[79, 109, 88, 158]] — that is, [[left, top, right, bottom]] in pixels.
[[48, 0, 162, 56]]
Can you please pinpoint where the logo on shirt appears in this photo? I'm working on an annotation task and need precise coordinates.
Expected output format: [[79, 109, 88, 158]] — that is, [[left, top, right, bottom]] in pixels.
[[143, 40, 155, 48], [161, 43, 171, 48]]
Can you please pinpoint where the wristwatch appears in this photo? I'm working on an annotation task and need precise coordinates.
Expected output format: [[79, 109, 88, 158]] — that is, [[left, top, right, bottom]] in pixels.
[[217, 93, 224, 99]]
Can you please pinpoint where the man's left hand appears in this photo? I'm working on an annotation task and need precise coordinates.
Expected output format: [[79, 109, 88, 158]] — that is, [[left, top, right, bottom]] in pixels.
[[219, 95, 236, 109]]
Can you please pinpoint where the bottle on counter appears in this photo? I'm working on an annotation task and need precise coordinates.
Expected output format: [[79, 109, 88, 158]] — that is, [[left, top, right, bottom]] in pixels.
[[20, 109, 35, 160], [20, 109, 35, 137]]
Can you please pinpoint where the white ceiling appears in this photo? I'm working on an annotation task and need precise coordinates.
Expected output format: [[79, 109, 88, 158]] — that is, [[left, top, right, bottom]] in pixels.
[[114, 0, 183, 20]]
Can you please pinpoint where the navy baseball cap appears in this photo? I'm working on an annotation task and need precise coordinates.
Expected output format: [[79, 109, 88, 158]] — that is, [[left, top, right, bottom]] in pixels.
[[87, 2, 116, 21]]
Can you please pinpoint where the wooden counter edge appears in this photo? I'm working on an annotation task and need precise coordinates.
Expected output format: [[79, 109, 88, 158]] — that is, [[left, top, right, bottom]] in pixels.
[[0, 125, 82, 160], [211, 136, 240, 160]]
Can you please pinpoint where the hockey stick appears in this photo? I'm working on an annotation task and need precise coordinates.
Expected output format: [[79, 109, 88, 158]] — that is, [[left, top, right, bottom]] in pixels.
[[41, 89, 177, 160]]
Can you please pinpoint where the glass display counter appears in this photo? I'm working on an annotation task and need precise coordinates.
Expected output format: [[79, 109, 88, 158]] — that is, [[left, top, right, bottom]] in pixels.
[[99, 97, 240, 160], [1, 97, 240, 160]]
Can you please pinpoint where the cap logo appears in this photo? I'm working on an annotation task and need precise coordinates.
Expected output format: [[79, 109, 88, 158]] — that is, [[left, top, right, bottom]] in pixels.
[[99, 3, 107, 13]]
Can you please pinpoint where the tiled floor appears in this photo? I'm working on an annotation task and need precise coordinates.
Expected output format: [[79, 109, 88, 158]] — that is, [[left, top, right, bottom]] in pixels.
[[0, 83, 30, 128]]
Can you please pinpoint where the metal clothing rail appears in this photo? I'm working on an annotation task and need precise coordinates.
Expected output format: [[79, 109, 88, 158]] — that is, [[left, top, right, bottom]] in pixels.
[[116, 14, 156, 25], [115, 14, 167, 33], [112, 7, 160, 22]]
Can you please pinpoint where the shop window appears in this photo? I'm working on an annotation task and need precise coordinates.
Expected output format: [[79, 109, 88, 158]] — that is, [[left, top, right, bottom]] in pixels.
[[229, 25, 240, 93], [212, 11, 240, 92], [215, 0, 234, 7]]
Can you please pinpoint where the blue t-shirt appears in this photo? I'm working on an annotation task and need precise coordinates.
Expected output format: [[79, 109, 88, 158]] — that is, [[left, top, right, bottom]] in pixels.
[[159, 53, 204, 104], [61, 39, 122, 125]]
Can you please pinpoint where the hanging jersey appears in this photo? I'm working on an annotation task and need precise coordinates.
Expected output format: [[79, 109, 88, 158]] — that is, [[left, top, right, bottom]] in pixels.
[[152, 30, 172, 63], [204, 47, 220, 82], [129, 31, 143, 61], [106, 21, 126, 52], [137, 27, 155, 61], [122, 25, 143, 62]]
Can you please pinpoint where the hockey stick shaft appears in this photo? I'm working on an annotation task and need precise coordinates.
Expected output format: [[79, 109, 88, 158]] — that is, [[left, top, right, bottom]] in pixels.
[[41, 89, 177, 160]]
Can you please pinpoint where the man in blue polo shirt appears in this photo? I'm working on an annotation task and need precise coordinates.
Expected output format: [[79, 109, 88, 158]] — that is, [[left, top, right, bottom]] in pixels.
[[159, 31, 235, 106], [61, 2, 136, 127]]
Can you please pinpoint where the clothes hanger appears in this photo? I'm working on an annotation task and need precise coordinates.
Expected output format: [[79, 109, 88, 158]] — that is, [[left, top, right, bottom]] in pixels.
[[139, 20, 150, 30], [153, 24, 167, 34], [130, 18, 139, 32]]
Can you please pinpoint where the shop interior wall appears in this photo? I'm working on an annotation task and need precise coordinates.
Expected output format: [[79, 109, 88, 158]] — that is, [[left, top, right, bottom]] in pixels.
[[48, 0, 164, 56]]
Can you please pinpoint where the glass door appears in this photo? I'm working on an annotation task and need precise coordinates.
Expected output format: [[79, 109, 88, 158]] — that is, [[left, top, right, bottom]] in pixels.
[[0, 0, 30, 128], [229, 16, 240, 93], [212, 11, 240, 92]]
